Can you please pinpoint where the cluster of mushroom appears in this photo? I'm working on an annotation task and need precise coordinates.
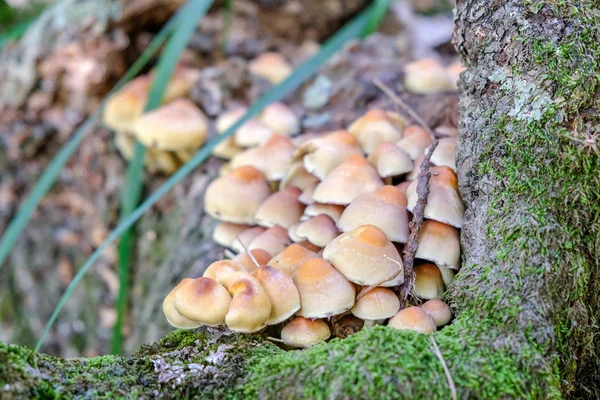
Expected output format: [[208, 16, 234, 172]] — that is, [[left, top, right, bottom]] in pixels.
[[404, 58, 464, 94], [163, 103, 464, 347]]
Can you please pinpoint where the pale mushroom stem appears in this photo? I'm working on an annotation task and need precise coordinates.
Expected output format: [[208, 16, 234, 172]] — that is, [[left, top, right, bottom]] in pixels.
[[363, 320, 376, 327]]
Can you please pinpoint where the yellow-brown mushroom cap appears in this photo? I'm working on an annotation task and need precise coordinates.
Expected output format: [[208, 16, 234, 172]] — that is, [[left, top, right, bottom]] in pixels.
[[231, 226, 267, 254], [404, 58, 454, 94], [258, 102, 299, 136], [225, 272, 272, 333], [388, 306, 437, 334], [421, 299, 452, 327], [280, 162, 320, 191], [231, 134, 296, 181], [351, 287, 400, 321], [414, 263, 444, 299], [248, 225, 292, 256], [348, 109, 406, 154], [429, 137, 457, 172], [173, 277, 232, 326], [296, 214, 339, 247], [268, 243, 318, 276], [232, 249, 272, 273], [204, 166, 271, 224], [313, 155, 383, 205], [302, 203, 345, 223], [280, 317, 331, 347], [255, 186, 305, 229], [163, 278, 203, 329], [203, 260, 247, 288], [415, 220, 460, 269], [234, 119, 275, 148], [248, 52, 292, 84], [368, 141, 413, 178], [396, 125, 433, 161], [292, 258, 355, 318], [132, 99, 208, 151], [213, 222, 253, 249], [252, 265, 301, 325], [323, 225, 403, 285], [102, 75, 151, 131], [160, 65, 201, 99]]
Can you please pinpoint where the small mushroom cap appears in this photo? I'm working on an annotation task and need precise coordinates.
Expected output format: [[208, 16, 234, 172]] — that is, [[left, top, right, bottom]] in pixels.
[[231, 134, 296, 181], [396, 180, 412, 195], [323, 225, 403, 285], [231, 226, 267, 253], [445, 60, 466, 91], [348, 109, 406, 154], [213, 222, 253, 248], [103, 75, 151, 131], [280, 162, 320, 191], [248, 52, 292, 84], [434, 125, 458, 138], [368, 142, 413, 178], [428, 137, 457, 172], [421, 299, 452, 326], [132, 99, 208, 151], [287, 222, 303, 243], [160, 65, 201, 99], [234, 119, 276, 148], [313, 155, 383, 205], [174, 277, 232, 326], [351, 287, 400, 320], [388, 306, 437, 334], [281, 317, 330, 347], [438, 266, 456, 288], [204, 166, 271, 224], [269, 244, 318, 276], [225, 272, 272, 333], [296, 214, 339, 247], [396, 125, 433, 160], [147, 148, 180, 174], [406, 166, 465, 228], [299, 182, 319, 205], [294, 131, 363, 180], [414, 263, 445, 299], [203, 260, 247, 288], [258, 102, 299, 136], [337, 186, 410, 243], [302, 203, 345, 223], [255, 187, 305, 229], [252, 265, 301, 324], [213, 136, 244, 159], [232, 249, 272, 273], [415, 220, 460, 268], [407, 154, 425, 180], [163, 278, 203, 329], [248, 225, 292, 256], [404, 58, 454, 94], [293, 258, 355, 318], [216, 107, 248, 133]]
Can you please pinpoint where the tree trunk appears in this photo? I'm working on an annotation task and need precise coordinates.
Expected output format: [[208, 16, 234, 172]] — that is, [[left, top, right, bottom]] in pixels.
[[2, 0, 598, 398]]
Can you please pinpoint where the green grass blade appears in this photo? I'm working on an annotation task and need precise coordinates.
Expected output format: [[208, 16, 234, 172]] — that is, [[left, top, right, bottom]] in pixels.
[[362, 0, 390, 37], [35, 2, 378, 352], [0, 10, 184, 273], [220, 0, 233, 53], [111, 0, 214, 355]]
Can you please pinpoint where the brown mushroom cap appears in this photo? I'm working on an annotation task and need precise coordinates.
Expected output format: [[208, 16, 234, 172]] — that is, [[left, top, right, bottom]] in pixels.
[[396, 125, 433, 161], [163, 278, 203, 329], [252, 265, 301, 324], [414, 263, 445, 299], [248, 225, 292, 256], [388, 306, 437, 334], [348, 109, 406, 154], [203, 260, 247, 288], [204, 166, 271, 224], [225, 272, 272, 333], [404, 58, 454, 94], [258, 102, 299, 136], [231, 226, 267, 253], [293, 131, 364, 180], [368, 142, 413, 178], [255, 187, 305, 229], [281, 317, 331, 347], [268, 244, 318, 276], [173, 277, 232, 326], [313, 155, 383, 205], [231, 134, 296, 181], [323, 225, 403, 285], [429, 137, 457, 172], [337, 186, 410, 243], [421, 299, 452, 327], [292, 258, 355, 318], [302, 203, 345, 223], [296, 214, 339, 247], [406, 166, 465, 228], [132, 99, 208, 151], [102, 75, 152, 131], [351, 287, 400, 321], [248, 52, 292, 84], [232, 249, 272, 273], [213, 222, 253, 248], [280, 162, 320, 191], [415, 220, 460, 268]]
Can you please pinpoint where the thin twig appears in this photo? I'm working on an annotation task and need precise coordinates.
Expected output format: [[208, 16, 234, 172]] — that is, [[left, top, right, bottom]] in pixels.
[[430, 336, 457, 400], [235, 236, 260, 268]]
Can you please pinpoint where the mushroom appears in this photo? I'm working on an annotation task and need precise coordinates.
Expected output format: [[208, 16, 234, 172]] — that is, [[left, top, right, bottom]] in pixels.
[[213, 107, 247, 159], [445, 60, 466, 91], [396, 125, 433, 161], [351, 287, 400, 327], [414, 263, 445, 299], [421, 299, 452, 327], [280, 162, 320, 191], [388, 306, 437, 334], [212, 222, 253, 248], [293, 130, 364, 180], [406, 166, 465, 228], [204, 166, 271, 224], [347, 109, 406, 154], [162, 278, 203, 329], [268, 243, 318, 276], [404, 58, 454, 94], [146, 148, 180, 174], [368, 142, 413, 180], [231, 134, 296, 181], [438, 266, 456, 288], [407, 154, 425, 180], [102, 75, 152, 132], [248, 52, 292, 84], [337, 186, 410, 244], [281, 317, 331, 347], [312, 155, 383, 205], [287, 222, 303, 243], [231, 226, 267, 254], [173, 277, 232, 326], [299, 182, 319, 205], [258, 102, 300, 136], [292, 258, 355, 318], [132, 99, 208, 152], [428, 137, 457, 172], [415, 220, 460, 269], [252, 265, 301, 325], [302, 203, 345, 223], [297, 241, 322, 253], [396, 180, 412, 195], [232, 249, 272, 273], [203, 260, 247, 288], [225, 272, 272, 333], [434, 125, 458, 138], [295, 214, 339, 247], [323, 225, 402, 286], [255, 187, 305, 229], [248, 225, 292, 256], [234, 119, 276, 148]]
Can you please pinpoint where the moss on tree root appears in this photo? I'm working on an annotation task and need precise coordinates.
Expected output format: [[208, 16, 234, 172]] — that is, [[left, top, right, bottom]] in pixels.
[[1, 0, 599, 398]]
